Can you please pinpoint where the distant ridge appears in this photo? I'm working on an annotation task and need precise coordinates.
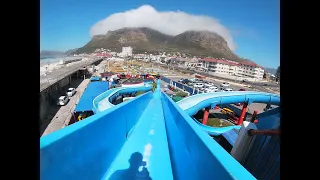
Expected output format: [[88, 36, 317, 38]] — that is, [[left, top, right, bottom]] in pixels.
[[77, 27, 252, 63]]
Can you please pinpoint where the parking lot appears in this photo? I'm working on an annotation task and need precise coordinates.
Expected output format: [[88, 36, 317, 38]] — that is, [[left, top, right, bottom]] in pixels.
[[169, 76, 251, 93], [136, 61, 279, 94]]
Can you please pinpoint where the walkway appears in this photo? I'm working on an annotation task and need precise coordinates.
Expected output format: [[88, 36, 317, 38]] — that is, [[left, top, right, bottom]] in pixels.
[[41, 79, 90, 136]]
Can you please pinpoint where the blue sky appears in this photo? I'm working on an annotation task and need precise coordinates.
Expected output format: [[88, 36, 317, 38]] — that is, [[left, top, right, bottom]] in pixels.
[[40, 0, 279, 68]]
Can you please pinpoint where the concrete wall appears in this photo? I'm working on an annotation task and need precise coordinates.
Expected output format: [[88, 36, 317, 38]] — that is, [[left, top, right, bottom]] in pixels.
[[40, 92, 152, 180], [39, 75, 72, 123]]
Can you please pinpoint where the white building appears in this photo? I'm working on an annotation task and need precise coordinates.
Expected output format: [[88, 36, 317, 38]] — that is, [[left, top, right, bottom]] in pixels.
[[237, 61, 264, 80], [198, 58, 264, 80], [121, 46, 133, 56]]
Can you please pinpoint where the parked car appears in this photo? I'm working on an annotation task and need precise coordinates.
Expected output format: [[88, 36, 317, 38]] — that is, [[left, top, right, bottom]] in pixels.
[[178, 78, 184, 82], [200, 87, 207, 91], [182, 79, 190, 84], [66, 88, 76, 97], [193, 83, 204, 88], [205, 86, 219, 92], [204, 82, 215, 87], [221, 108, 234, 115], [239, 88, 246, 91], [220, 82, 230, 87], [206, 89, 218, 93], [224, 88, 233, 92], [198, 88, 206, 93], [57, 96, 69, 106]]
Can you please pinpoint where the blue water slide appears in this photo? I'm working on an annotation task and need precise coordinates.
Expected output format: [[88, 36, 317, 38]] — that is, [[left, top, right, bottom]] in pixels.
[[176, 91, 280, 135], [40, 79, 256, 180], [92, 83, 153, 113]]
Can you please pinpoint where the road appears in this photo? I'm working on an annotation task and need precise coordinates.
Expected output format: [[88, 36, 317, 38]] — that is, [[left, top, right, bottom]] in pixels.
[[41, 79, 91, 136], [40, 58, 103, 92]]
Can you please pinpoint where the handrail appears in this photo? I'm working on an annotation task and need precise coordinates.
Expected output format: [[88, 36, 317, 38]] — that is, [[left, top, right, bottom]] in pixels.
[[248, 129, 280, 136]]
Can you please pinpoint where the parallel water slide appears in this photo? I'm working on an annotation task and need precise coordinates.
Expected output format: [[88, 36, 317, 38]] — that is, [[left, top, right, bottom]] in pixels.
[[176, 91, 280, 136], [40, 80, 280, 180], [92, 83, 153, 113]]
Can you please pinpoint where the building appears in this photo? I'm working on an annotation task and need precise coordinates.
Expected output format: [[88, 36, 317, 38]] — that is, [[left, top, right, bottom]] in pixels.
[[237, 61, 264, 80], [198, 58, 264, 80], [121, 46, 133, 57], [95, 53, 112, 58], [198, 58, 239, 75]]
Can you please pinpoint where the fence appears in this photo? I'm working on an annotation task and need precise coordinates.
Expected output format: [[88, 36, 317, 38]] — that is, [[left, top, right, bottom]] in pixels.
[[161, 76, 198, 95], [240, 130, 280, 180], [40, 58, 102, 92]]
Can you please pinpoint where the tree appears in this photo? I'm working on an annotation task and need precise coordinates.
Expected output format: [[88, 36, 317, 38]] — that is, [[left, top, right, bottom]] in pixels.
[[263, 72, 267, 79], [276, 66, 280, 82]]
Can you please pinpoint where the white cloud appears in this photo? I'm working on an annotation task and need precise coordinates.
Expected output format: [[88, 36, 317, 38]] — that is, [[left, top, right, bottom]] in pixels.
[[90, 5, 237, 51]]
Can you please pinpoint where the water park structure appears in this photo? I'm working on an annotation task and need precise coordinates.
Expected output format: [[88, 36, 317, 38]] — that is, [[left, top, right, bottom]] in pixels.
[[41, 78, 280, 180]]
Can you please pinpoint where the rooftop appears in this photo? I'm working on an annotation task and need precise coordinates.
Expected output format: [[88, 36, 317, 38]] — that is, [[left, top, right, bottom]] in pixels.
[[74, 81, 109, 112], [199, 58, 263, 68], [122, 78, 144, 84], [199, 58, 239, 66], [90, 76, 100, 81]]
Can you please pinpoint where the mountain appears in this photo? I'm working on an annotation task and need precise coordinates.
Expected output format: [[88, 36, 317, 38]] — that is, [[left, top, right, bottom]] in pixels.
[[76, 27, 244, 62], [65, 48, 79, 55], [40, 50, 65, 58], [264, 67, 277, 74], [40, 49, 79, 58]]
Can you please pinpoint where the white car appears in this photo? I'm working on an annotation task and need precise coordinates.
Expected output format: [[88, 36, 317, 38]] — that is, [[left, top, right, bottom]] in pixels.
[[204, 82, 215, 87], [187, 82, 194, 86], [193, 83, 204, 88], [57, 96, 69, 106], [66, 88, 76, 97], [206, 89, 218, 93], [220, 82, 230, 87], [224, 88, 233, 92], [206, 86, 219, 92]]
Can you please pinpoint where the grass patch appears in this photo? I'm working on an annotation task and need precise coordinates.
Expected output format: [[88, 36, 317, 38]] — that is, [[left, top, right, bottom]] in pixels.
[[135, 91, 145, 96], [193, 110, 234, 127], [176, 91, 188, 97], [152, 82, 157, 92]]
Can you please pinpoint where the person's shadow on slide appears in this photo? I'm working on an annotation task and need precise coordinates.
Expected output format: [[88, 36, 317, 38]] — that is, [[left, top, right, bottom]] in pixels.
[[109, 152, 152, 180]]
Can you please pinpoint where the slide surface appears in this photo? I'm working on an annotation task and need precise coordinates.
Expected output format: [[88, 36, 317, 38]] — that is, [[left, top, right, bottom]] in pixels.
[[176, 91, 280, 135], [92, 82, 280, 136], [40, 80, 256, 180]]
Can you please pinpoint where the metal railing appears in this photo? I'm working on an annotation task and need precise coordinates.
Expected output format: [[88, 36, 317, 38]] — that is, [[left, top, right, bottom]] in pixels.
[[40, 58, 102, 92], [241, 129, 280, 180]]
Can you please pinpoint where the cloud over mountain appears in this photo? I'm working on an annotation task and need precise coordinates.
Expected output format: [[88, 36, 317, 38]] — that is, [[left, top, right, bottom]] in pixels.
[[90, 5, 237, 51]]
